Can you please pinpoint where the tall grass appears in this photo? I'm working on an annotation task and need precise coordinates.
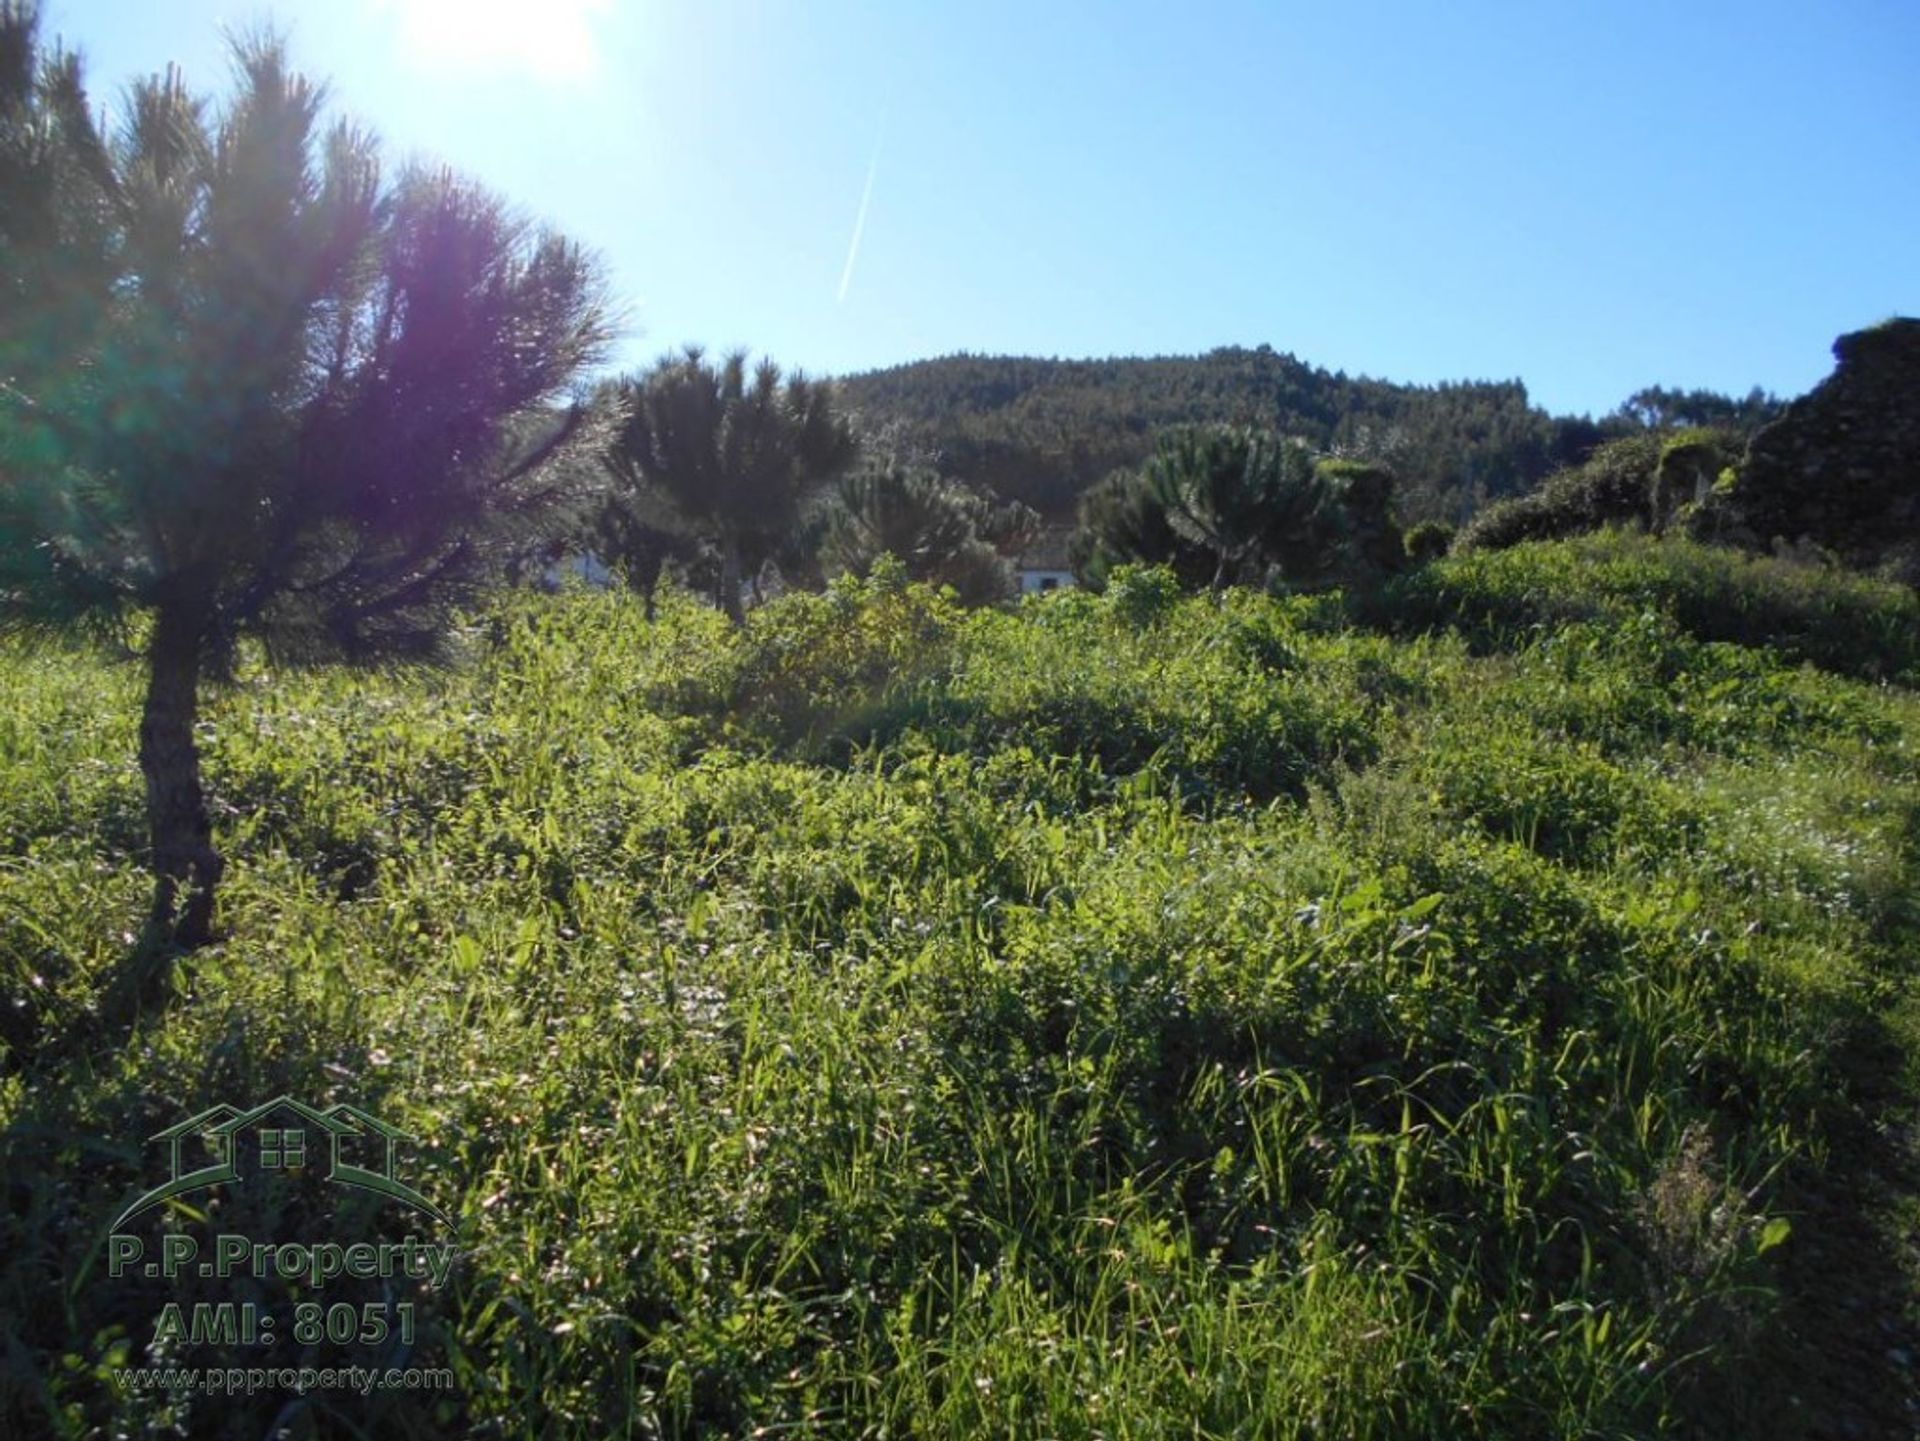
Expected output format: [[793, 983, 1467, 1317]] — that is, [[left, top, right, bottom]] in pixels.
[[2, 544, 1916, 1437]]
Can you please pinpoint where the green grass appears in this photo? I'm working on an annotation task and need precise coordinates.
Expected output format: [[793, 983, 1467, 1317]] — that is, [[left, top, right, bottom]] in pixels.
[[1385, 527, 1920, 685], [3, 541, 1917, 1437]]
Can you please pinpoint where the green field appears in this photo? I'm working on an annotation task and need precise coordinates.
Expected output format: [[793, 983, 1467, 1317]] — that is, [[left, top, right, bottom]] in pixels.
[[4, 533, 1918, 1437]]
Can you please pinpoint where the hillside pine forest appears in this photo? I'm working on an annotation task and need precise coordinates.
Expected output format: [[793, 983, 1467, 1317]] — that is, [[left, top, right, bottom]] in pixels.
[[4, 10, 1920, 1440]]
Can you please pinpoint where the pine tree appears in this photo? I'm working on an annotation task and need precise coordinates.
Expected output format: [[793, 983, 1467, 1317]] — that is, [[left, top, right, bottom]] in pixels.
[[0, 7, 614, 951], [605, 348, 858, 624], [816, 463, 1036, 606]]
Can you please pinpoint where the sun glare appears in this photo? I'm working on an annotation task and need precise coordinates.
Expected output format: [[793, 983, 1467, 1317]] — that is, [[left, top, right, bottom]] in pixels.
[[373, 0, 612, 83]]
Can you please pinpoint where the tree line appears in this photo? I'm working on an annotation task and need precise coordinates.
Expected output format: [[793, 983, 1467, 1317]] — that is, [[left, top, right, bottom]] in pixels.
[[835, 350, 1781, 525]]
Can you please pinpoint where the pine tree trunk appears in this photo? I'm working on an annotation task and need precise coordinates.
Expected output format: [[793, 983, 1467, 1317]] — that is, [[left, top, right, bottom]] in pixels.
[[139, 597, 223, 949], [719, 538, 747, 626], [636, 553, 663, 622]]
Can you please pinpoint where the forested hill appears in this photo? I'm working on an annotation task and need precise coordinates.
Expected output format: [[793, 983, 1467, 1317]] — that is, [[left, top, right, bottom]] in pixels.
[[836, 346, 1775, 524]]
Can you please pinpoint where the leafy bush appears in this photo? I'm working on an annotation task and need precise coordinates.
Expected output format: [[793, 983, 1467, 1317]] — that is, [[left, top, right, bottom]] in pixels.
[[1455, 432, 1744, 554], [1403, 519, 1456, 564], [728, 558, 964, 750], [1102, 562, 1185, 628], [1455, 435, 1663, 551], [1387, 530, 1920, 684]]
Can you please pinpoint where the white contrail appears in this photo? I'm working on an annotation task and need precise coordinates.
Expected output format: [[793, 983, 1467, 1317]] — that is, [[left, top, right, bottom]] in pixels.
[[837, 121, 885, 304]]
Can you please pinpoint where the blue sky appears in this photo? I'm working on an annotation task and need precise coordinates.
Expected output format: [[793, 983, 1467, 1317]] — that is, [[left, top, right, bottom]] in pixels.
[[39, 0, 1920, 416]]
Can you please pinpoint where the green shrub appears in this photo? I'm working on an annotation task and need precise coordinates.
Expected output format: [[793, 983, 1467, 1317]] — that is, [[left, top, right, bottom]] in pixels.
[[1457, 432, 1745, 554], [1456, 435, 1664, 551], [1387, 530, 1920, 684], [1403, 519, 1456, 564], [729, 557, 962, 750], [1103, 562, 1185, 629]]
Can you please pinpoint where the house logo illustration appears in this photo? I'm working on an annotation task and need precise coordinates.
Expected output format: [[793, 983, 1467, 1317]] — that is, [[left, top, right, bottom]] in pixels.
[[113, 1096, 450, 1230]]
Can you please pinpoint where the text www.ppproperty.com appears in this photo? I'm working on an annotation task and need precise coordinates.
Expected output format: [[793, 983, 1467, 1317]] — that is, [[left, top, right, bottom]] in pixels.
[[113, 1365, 453, 1398]]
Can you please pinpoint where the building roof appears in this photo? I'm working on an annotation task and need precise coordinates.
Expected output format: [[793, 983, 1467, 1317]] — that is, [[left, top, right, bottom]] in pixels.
[[1017, 526, 1077, 572]]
